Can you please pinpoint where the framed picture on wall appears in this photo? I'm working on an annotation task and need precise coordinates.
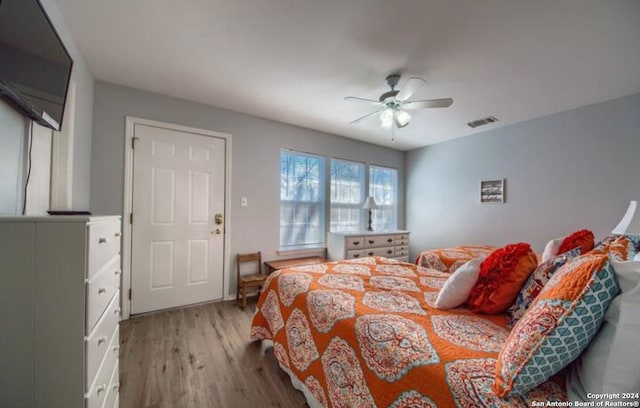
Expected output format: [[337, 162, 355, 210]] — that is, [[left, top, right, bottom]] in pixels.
[[480, 179, 505, 203]]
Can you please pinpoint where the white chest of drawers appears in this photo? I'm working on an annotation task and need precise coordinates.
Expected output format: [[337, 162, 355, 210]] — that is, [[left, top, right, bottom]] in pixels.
[[0, 216, 121, 408], [327, 230, 411, 262]]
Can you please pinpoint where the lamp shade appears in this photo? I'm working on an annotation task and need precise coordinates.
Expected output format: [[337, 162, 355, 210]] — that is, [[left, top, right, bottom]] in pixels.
[[612, 200, 639, 234], [363, 196, 378, 210]]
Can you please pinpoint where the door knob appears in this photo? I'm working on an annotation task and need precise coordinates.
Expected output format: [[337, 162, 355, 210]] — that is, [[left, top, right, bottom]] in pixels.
[[214, 213, 224, 225]]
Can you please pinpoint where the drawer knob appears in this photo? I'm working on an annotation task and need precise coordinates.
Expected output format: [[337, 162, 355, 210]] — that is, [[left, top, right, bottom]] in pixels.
[[368, 252, 374, 256], [98, 287, 108, 294], [97, 336, 107, 345], [353, 254, 360, 258], [387, 238, 393, 243], [387, 250, 393, 254], [97, 385, 106, 395], [98, 237, 108, 244], [353, 241, 360, 246], [368, 240, 375, 244], [115, 232, 121, 237]]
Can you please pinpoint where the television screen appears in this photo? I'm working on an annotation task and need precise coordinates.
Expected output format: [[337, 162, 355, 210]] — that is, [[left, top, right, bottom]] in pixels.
[[0, 0, 73, 131]]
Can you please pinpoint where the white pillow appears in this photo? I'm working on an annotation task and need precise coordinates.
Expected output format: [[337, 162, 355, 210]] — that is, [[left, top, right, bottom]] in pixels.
[[567, 259, 640, 400], [541, 238, 563, 263], [435, 257, 484, 309], [634, 253, 640, 261]]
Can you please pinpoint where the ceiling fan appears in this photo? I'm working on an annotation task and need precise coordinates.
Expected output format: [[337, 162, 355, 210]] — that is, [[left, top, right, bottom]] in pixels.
[[345, 74, 453, 130]]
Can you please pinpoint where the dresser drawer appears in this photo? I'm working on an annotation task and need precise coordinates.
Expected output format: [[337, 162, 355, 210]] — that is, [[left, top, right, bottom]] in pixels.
[[364, 246, 396, 257], [86, 292, 120, 389], [86, 324, 119, 408], [364, 235, 397, 248], [395, 249, 408, 257], [345, 236, 365, 250], [395, 234, 410, 245], [395, 245, 408, 253], [87, 256, 121, 332], [102, 360, 119, 408], [346, 249, 368, 259], [88, 220, 121, 278]]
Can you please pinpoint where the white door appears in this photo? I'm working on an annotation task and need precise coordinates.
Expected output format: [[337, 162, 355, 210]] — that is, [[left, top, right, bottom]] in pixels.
[[131, 123, 226, 314]]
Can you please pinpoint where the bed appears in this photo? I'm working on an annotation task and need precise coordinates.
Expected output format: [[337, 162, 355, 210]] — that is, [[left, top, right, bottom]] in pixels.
[[415, 245, 495, 273], [250, 256, 566, 407]]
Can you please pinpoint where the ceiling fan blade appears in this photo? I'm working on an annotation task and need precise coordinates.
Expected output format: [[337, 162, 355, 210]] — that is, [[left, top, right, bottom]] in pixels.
[[404, 98, 453, 110], [395, 77, 426, 101], [344, 96, 383, 106], [349, 110, 383, 125]]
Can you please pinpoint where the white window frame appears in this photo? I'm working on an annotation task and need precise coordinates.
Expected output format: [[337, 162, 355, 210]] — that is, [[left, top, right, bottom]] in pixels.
[[368, 164, 398, 231], [330, 158, 366, 233], [279, 150, 326, 251]]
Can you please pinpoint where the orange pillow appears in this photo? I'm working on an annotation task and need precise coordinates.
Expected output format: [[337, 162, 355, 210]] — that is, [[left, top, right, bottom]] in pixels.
[[467, 243, 538, 314], [557, 229, 594, 255]]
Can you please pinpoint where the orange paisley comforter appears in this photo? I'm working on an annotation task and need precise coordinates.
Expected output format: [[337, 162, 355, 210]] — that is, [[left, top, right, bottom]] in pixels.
[[250, 256, 565, 408], [415, 245, 496, 273]]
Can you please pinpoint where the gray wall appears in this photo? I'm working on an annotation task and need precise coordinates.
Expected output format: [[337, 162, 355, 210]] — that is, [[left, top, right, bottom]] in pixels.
[[0, 0, 94, 213], [40, 0, 94, 210], [0, 99, 26, 214], [91, 81, 405, 297], [406, 93, 640, 260]]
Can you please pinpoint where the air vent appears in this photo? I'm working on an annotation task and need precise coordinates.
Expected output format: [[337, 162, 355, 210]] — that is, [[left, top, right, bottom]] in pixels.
[[467, 116, 499, 128]]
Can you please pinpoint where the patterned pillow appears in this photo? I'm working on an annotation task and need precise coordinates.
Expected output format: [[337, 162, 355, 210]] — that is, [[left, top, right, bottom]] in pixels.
[[541, 229, 595, 263], [507, 248, 580, 326], [607, 234, 640, 261], [493, 253, 620, 398], [590, 234, 640, 261], [467, 243, 538, 314]]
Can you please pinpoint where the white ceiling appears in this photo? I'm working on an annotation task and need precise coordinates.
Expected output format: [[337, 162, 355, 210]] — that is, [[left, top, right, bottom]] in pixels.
[[56, 0, 640, 151]]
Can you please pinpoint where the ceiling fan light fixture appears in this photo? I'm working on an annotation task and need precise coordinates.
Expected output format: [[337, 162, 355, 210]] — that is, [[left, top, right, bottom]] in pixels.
[[396, 110, 411, 127], [346, 74, 453, 136], [380, 109, 393, 128]]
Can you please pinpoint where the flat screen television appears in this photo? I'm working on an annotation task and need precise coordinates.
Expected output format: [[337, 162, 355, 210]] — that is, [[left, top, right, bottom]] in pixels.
[[0, 0, 73, 131]]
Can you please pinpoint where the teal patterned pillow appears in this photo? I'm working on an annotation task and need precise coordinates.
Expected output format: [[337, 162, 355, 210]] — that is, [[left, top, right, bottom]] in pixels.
[[507, 248, 580, 327], [494, 253, 620, 397], [592, 234, 640, 261]]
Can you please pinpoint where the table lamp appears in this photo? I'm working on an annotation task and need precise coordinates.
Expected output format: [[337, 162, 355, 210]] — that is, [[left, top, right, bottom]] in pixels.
[[363, 196, 378, 231]]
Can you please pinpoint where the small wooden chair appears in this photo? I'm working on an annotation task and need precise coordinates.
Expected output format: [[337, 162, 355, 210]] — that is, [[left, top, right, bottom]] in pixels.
[[236, 252, 267, 309]]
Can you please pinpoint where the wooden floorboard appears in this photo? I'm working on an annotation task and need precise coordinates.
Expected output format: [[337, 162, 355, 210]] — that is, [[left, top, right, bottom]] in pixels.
[[119, 300, 308, 408]]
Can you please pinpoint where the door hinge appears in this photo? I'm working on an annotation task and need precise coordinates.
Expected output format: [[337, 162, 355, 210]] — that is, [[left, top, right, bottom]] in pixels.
[[129, 213, 133, 224], [129, 289, 132, 300], [131, 137, 139, 149]]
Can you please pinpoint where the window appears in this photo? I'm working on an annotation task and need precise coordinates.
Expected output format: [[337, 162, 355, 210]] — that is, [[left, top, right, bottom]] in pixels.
[[330, 159, 365, 233], [369, 165, 398, 231], [280, 150, 325, 249]]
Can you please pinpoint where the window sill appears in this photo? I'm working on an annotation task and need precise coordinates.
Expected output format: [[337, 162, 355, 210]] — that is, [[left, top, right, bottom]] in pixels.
[[277, 247, 327, 257]]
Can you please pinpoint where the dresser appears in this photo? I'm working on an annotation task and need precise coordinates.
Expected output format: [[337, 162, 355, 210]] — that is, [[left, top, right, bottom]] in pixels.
[[327, 230, 410, 262], [0, 216, 121, 408]]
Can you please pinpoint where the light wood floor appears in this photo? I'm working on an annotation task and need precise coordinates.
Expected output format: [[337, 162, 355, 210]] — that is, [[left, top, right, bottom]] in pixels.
[[119, 300, 308, 408]]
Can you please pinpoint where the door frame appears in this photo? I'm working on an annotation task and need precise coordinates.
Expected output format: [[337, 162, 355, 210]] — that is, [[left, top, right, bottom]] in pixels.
[[122, 116, 232, 319]]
